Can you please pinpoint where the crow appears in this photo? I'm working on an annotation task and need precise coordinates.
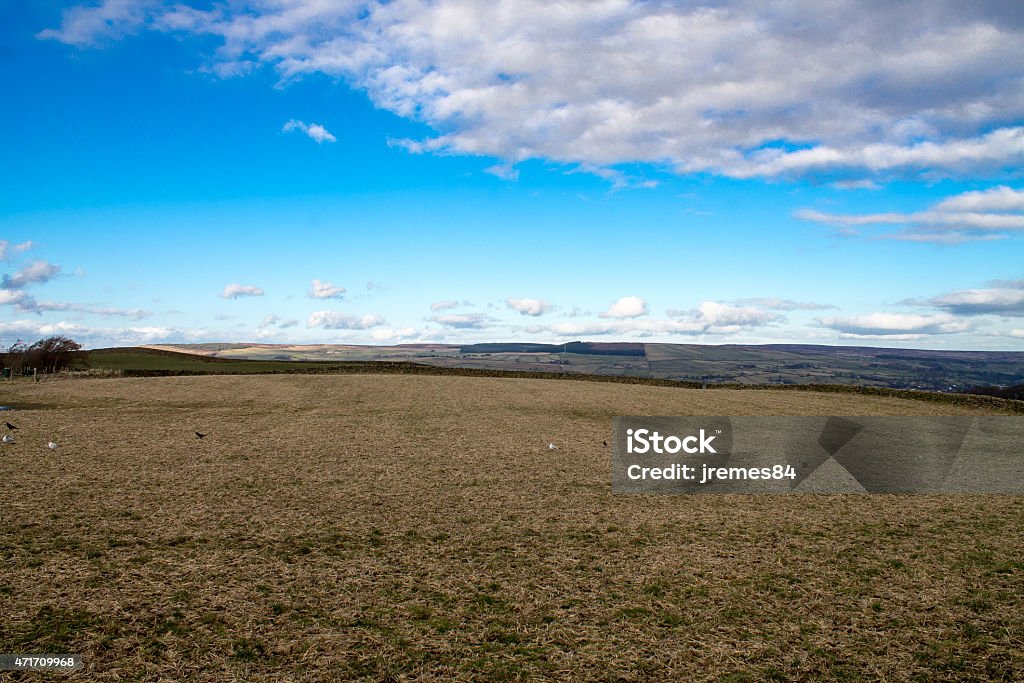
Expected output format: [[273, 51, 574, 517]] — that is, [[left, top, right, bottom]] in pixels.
[[195, 432, 206, 439], [5, 422, 16, 430], [603, 440, 608, 447]]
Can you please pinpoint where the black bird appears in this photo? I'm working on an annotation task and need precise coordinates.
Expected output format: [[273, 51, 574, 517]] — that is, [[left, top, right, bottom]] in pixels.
[[6, 422, 16, 430], [603, 440, 608, 447], [195, 432, 206, 439]]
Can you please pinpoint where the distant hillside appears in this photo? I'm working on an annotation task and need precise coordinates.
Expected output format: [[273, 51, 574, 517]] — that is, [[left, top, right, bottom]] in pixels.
[[459, 342, 645, 356], [135, 341, 1024, 393]]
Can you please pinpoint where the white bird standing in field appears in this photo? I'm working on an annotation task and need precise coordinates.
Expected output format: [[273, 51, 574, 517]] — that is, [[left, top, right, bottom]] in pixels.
[[548, 442, 558, 451], [48, 440, 58, 450], [2, 434, 14, 444]]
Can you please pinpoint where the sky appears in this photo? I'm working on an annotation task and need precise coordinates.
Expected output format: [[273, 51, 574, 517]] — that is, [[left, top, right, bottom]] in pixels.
[[1, 0, 1023, 350]]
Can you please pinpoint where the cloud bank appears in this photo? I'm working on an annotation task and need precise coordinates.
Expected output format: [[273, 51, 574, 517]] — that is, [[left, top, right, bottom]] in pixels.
[[40, 1, 1024, 182]]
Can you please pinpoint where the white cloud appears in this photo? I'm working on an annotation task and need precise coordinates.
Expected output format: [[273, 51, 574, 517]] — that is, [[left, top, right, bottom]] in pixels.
[[2, 260, 61, 289], [817, 312, 971, 337], [797, 186, 1024, 242], [925, 286, 1024, 317], [283, 119, 337, 144], [308, 279, 346, 299], [0, 289, 35, 311], [259, 313, 300, 329], [484, 164, 519, 181], [934, 185, 1024, 212], [831, 180, 880, 191], [36, 0, 153, 46], [371, 326, 420, 342], [544, 301, 781, 338], [82, 306, 151, 319], [0, 240, 34, 260], [506, 297, 551, 316], [220, 283, 265, 299], [600, 296, 648, 319], [430, 300, 460, 312], [307, 310, 385, 329], [1009, 329, 1024, 339], [40, 1, 1024, 182], [427, 313, 495, 329], [0, 319, 206, 347], [734, 297, 835, 311]]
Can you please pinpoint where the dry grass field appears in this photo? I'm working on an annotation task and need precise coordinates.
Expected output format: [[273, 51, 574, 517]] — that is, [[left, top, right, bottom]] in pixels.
[[1, 374, 1022, 681]]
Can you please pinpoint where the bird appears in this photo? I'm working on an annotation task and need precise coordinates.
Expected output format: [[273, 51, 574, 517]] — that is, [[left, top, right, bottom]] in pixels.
[[47, 441, 58, 450], [603, 440, 608, 447], [195, 432, 206, 439], [548, 442, 558, 451], [5, 422, 16, 430], [2, 434, 14, 444]]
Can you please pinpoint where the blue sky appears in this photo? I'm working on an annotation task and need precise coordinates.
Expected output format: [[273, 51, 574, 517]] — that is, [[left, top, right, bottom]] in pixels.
[[2, 1, 1023, 350]]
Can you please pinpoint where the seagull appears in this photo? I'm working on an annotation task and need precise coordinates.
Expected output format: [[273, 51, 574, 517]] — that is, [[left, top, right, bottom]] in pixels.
[[548, 442, 558, 451], [195, 432, 206, 439], [48, 441, 58, 450], [2, 434, 14, 444], [5, 422, 16, 430]]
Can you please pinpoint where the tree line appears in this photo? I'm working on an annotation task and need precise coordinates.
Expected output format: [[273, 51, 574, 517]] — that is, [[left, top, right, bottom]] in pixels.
[[2, 336, 85, 375]]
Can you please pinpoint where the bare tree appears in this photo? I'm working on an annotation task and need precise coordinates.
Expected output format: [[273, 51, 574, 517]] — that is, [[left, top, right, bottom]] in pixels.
[[26, 336, 84, 374], [2, 340, 29, 375]]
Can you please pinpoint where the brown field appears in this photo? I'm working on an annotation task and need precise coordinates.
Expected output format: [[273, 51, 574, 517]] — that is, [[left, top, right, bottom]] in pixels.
[[1, 374, 1022, 681]]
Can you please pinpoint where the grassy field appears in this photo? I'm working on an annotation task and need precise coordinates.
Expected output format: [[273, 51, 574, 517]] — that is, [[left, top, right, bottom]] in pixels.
[[1, 374, 1022, 681]]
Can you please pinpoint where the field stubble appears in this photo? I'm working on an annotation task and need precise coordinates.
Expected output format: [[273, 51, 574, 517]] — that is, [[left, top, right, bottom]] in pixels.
[[1, 374, 1021, 681]]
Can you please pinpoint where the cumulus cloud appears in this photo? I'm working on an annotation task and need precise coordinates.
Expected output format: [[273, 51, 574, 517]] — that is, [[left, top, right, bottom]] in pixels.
[[817, 312, 971, 338], [430, 300, 461, 312], [0, 289, 34, 310], [797, 186, 1024, 242], [427, 313, 495, 329], [283, 119, 337, 144], [600, 296, 648, 319], [544, 301, 781, 338], [666, 301, 783, 333], [220, 283, 265, 299], [934, 186, 1024, 212], [308, 279, 346, 299], [307, 310, 385, 329], [258, 313, 301, 329], [39, 1, 1024, 182], [2, 260, 61, 289], [0, 240, 33, 261], [924, 285, 1024, 317], [506, 297, 551, 316]]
